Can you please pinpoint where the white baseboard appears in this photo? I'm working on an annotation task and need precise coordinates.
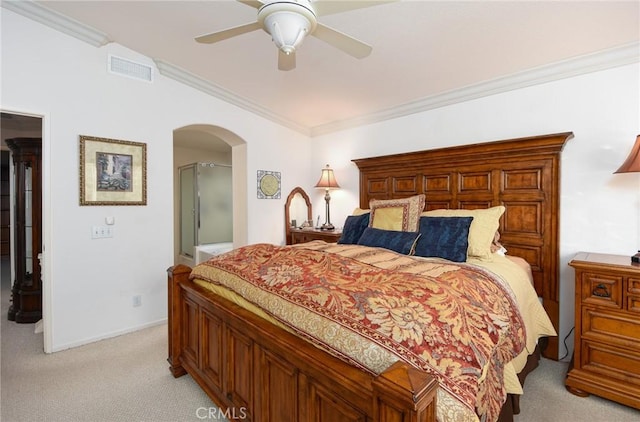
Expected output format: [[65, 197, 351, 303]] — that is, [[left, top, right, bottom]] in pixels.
[[50, 318, 168, 353]]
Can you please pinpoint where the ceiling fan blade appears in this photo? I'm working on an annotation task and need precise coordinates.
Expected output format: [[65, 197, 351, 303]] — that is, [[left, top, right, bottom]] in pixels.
[[237, 0, 263, 9], [278, 50, 296, 71], [313, 1, 397, 17], [312, 23, 372, 59], [195, 21, 262, 44]]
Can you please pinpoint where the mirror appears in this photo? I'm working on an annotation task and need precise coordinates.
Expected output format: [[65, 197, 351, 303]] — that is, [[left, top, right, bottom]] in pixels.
[[284, 187, 312, 245]]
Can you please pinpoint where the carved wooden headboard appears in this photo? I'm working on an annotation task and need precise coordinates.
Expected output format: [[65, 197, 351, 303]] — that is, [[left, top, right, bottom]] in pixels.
[[352, 132, 573, 359]]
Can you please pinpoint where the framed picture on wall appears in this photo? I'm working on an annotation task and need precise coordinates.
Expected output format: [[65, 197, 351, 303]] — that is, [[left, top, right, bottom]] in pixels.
[[79, 135, 147, 205]]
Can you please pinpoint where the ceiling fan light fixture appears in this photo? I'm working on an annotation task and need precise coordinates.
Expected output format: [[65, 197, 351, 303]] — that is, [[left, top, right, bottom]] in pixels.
[[197, 0, 378, 70], [266, 12, 310, 54], [258, 1, 317, 55]]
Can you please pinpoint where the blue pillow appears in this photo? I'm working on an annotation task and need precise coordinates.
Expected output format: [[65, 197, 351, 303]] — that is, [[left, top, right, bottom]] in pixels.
[[338, 213, 370, 244], [357, 227, 421, 255], [414, 217, 473, 262]]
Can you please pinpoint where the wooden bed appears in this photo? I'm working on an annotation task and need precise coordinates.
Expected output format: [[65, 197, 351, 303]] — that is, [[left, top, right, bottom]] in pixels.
[[168, 132, 573, 422]]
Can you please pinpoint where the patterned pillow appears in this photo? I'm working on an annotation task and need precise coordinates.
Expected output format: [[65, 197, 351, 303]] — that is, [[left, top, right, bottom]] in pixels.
[[338, 213, 370, 245], [357, 227, 421, 255], [421, 206, 505, 261], [414, 217, 474, 262], [369, 194, 425, 232]]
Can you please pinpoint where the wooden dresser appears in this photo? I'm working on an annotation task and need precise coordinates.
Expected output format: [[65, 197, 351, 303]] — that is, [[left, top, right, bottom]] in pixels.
[[290, 228, 341, 245], [566, 252, 640, 409]]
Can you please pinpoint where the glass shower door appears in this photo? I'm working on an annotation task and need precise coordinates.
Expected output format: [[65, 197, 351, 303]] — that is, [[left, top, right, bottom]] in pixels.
[[198, 164, 232, 244], [179, 163, 233, 258]]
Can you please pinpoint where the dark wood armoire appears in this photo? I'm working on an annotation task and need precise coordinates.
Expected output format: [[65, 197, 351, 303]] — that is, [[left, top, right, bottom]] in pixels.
[[6, 137, 42, 323]]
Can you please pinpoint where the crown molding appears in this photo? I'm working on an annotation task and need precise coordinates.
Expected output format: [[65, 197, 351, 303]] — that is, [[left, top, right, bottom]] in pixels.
[[6, 1, 638, 138], [158, 41, 639, 137], [153, 60, 310, 136], [310, 41, 640, 136], [2, 0, 111, 47]]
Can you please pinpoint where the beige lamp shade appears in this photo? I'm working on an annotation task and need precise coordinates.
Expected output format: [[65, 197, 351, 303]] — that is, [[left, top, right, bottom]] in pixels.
[[315, 164, 340, 189]]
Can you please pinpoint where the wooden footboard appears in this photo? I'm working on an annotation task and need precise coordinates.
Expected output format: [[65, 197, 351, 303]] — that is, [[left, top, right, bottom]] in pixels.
[[168, 264, 438, 422]]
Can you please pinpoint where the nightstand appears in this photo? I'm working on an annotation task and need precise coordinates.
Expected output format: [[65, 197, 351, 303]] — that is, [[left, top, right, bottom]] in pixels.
[[290, 228, 342, 245], [566, 252, 640, 409]]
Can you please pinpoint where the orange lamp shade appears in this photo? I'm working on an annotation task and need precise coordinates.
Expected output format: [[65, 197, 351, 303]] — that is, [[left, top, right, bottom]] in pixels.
[[615, 135, 640, 174]]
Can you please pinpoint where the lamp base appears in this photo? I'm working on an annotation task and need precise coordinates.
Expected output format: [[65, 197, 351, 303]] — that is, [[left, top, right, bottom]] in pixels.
[[320, 223, 335, 231], [632, 251, 640, 264]]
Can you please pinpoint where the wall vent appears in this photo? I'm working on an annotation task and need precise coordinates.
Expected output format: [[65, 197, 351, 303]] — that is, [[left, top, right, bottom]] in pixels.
[[108, 55, 153, 82]]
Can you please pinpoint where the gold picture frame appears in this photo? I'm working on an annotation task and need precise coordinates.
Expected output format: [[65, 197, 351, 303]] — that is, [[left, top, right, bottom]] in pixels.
[[79, 135, 147, 206]]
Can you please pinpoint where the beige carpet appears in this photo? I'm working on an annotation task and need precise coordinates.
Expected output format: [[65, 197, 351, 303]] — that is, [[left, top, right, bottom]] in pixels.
[[517, 357, 639, 421], [1, 257, 638, 421], [0, 257, 214, 422]]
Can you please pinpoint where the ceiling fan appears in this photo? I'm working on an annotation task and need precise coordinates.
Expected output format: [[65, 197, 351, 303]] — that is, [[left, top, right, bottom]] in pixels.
[[195, 0, 393, 71]]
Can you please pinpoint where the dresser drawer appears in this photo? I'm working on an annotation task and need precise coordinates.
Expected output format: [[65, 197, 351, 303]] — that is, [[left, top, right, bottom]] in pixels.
[[581, 339, 640, 386], [581, 271, 622, 309], [630, 277, 640, 294], [290, 229, 342, 245], [582, 307, 640, 347], [629, 296, 640, 314]]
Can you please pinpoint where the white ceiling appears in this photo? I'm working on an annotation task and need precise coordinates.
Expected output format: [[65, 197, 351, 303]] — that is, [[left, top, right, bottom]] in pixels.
[[8, 1, 640, 136]]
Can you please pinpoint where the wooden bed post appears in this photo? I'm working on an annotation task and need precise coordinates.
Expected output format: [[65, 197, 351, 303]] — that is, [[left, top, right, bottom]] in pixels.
[[167, 264, 191, 378], [373, 361, 438, 422]]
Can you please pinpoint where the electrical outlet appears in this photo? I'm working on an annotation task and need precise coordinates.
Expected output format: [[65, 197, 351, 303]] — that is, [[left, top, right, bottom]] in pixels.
[[132, 295, 142, 307]]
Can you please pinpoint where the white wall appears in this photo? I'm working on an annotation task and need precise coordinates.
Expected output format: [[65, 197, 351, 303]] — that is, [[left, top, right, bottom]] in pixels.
[[310, 63, 640, 359], [1, 9, 311, 351]]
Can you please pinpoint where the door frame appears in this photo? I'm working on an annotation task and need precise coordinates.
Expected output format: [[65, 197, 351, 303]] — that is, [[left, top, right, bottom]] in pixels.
[[0, 108, 52, 353]]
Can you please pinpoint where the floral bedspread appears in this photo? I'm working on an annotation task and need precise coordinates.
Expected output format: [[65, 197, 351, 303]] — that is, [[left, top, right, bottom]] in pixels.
[[192, 242, 525, 422]]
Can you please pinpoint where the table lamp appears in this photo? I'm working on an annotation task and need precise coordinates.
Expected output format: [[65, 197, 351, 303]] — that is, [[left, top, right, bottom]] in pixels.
[[315, 164, 340, 230], [614, 135, 640, 263]]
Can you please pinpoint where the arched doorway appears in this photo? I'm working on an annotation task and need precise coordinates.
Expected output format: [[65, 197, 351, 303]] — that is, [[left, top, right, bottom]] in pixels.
[[173, 124, 247, 266]]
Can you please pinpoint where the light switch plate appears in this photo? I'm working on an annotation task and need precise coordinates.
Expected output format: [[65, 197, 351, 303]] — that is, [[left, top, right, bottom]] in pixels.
[[91, 226, 113, 239]]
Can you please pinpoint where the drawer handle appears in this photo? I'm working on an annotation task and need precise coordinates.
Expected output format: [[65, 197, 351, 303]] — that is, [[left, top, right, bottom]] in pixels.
[[592, 283, 611, 298]]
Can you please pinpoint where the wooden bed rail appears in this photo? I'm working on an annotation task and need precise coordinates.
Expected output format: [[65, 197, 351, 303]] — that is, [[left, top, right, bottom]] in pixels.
[[167, 264, 438, 422]]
